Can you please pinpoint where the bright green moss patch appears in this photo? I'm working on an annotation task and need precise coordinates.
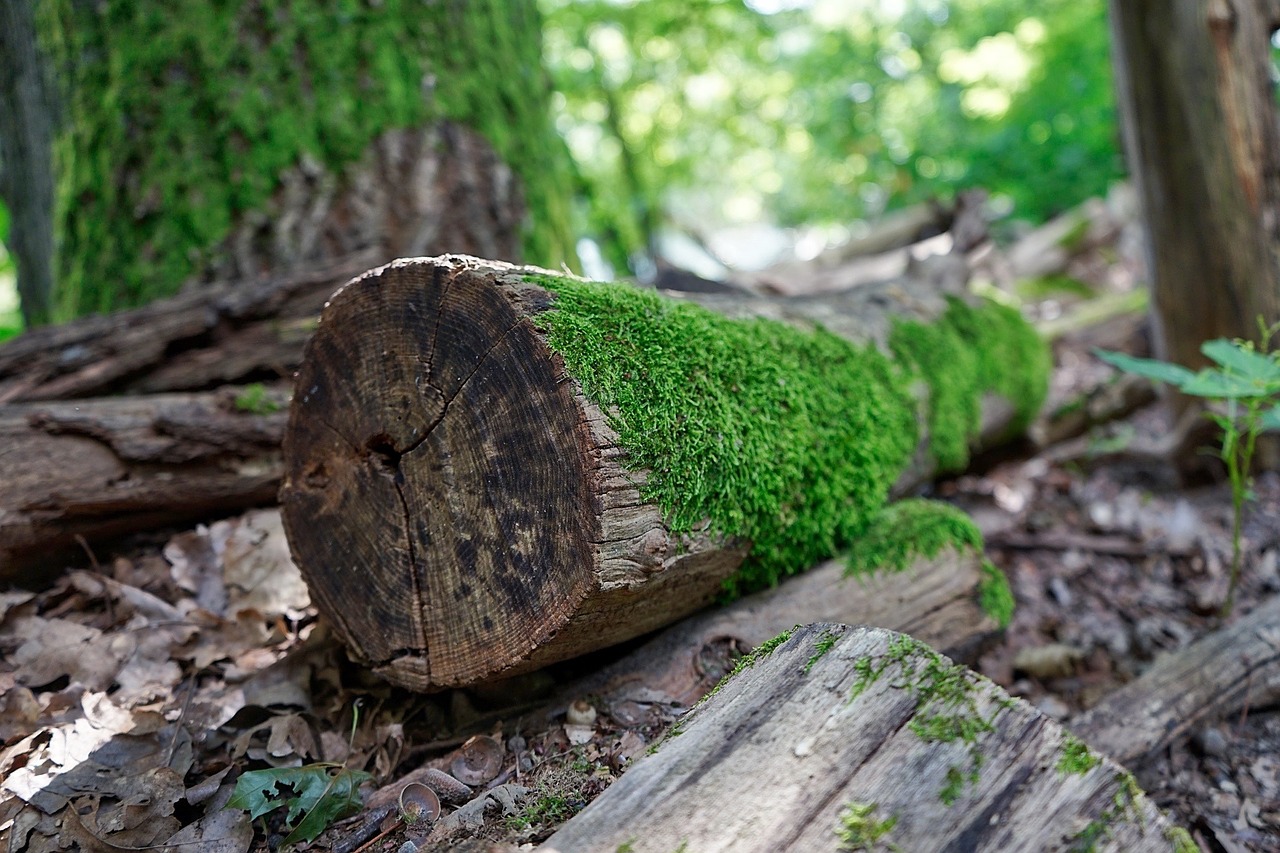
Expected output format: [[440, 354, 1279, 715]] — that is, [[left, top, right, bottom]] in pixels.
[[845, 499, 983, 577], [891, 296, 1049, 472], [835, 802, 898, 851], [41, 0, 574, 317], [533, 275, 918, 593], [1057, 734, 1100, 776], [805, 628, 841, 674], [978, 559, 1015, 628]]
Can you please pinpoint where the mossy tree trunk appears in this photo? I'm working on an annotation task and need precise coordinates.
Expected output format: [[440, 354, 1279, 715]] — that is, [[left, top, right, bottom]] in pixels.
[[6, 0, 574, 324], [1108, 0, 1280, 376], [280, 255, 1047, 691]]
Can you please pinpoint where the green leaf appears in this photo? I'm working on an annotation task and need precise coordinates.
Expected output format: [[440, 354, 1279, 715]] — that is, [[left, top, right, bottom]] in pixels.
[[227, 765, 371, 847], [1201, 339, 1280, 383], [1180, 369, 1269, 399], [1260, 404, 1280, 432], [1093, 349, 1196, 387]]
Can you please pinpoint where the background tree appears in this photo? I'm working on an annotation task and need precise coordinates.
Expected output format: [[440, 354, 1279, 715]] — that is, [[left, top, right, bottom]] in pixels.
[[1108, 0, 1280, 376], [0, 0, 576, 324]]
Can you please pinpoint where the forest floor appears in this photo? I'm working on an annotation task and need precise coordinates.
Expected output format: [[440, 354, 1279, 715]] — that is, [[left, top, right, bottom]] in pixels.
[[3, 302, 1279, 853]]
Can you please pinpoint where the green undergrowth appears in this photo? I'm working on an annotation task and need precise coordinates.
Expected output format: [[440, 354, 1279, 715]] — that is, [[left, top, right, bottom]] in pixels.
[[40, 0, 574, 317], [533, 274, 1044, 597]]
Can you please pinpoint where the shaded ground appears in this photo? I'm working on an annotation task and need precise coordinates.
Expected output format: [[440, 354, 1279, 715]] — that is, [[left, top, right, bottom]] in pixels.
[[3, 308, 1278, 852]]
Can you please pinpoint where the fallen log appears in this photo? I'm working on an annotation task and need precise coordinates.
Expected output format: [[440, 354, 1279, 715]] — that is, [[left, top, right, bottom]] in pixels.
[[0, 251, 377, 403], [280, 255, 1049, 690], [0, 387, 287, 580], [1071, 592, 1280, 766], [564, 543, 1002, 710], [541, 623, 1186, 853]]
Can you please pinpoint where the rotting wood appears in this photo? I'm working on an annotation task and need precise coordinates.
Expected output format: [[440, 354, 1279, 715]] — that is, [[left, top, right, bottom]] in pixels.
[[540, 622, 1183, 853], [280, 254, 1046, 691], [1071, 592, 1280, 766], [567, 549, 996, 709], [0, 251, 377, 404], [0, 387, 287, 580]]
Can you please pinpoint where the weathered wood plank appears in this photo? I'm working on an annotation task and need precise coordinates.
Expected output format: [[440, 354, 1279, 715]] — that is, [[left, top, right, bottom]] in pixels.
[[1071, 592, 1280, 766], [542, 623, 1184, 853]]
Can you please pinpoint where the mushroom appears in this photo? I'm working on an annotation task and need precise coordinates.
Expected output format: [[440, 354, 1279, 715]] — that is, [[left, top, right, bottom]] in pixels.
[[450, 734, 505, 786], [398, 782, 441, 824]]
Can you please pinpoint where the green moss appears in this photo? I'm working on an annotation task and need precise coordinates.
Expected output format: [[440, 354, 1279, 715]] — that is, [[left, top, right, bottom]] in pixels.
[[1057, 734, 1100, 776], [890, 296, 1049, 472], [1071, 771, 1148, 853], [835, 802, 899, 851], [1165, 826, 1198, 853], [534, 275, 918, 593], [233, 383, 280, 414], [699, 625, 799, 707], [847, 635, 1006, 806], [41, 0, 575, 318], [845, 499, 983, 576], [978, 559, 1015, 628], [805, 628, 841, 674]]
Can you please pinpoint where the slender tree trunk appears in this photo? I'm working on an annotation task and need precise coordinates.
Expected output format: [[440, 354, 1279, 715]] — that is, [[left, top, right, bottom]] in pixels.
[[0, 0, 56, 327], [1108, 0, 1280, 373]]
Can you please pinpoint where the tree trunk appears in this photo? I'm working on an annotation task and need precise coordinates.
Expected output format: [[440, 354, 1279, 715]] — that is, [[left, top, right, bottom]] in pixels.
[[542, 623, 1184, 853], [12, 0, 572, 324], [280, 255, 1048, 690], [0, 0, 57, 326], [1108, 0, 1280, 374], [0, 389, 286, 580]]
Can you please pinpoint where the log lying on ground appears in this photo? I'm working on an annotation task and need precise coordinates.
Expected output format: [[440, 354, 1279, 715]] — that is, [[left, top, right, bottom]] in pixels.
[[1071, 592, 1280, 766], [0, 388, 287, 579], [541, 623, 1184, 853], [563, 544, 1003, 710], [281, 255, 1048, 690], [0, 251, 378, 403]]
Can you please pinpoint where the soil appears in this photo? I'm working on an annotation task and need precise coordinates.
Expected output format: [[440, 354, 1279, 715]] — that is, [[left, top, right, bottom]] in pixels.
[[2, 307, 1278, 853]]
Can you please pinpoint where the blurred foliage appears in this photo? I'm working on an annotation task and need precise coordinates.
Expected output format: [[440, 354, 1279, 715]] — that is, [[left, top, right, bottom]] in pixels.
[[542, 0, 1122, 275], [0, 199, 18, 342]]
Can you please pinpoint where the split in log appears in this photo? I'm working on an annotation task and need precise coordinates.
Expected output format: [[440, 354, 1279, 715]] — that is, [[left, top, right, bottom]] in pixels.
[[0, 387, 287, 580], [1071, 592, 1280, 767], [281, 255, 1049, 690], [540, 622, 1187, 853]]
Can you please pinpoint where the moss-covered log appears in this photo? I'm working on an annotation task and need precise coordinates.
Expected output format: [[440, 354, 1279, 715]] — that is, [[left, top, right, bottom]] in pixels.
[[542, 623, 1187, 852], [280, 255, 1049, 690]]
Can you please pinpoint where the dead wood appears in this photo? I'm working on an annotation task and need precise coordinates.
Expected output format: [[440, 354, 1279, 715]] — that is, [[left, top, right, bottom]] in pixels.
[[568, 549, 996, 709], [0, 387, 287, 579], [279, 255, 1039, 691], [1071, 592, 1280, 766], [0, 251, 378, 404], [541, 622, 1182, 853]]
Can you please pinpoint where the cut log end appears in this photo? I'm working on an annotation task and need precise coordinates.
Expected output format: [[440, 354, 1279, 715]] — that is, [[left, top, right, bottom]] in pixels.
[[281, 257, 597, 689]]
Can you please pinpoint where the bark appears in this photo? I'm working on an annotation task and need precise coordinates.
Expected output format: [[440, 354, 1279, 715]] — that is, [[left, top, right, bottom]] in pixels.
[[1071, 592, 1280, 766], [561, 549, 998, 710], [541, 623, 1181, 853], [1108, 0, 1280, 374], [0, 388, 286, 580], [0, 252, 377, 404], [280, 255, 1044, 691], [0, 0, 57, 326]]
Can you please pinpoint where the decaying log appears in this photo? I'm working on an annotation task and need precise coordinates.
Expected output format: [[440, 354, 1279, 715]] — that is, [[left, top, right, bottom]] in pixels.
[[1071, 593, 1280, 766], [0, 251, 377, 404], [571, 549, 998, 709], [542, 623, 1183, 853], [280, 255, 1046, 691], [0, 387, 287, 579]]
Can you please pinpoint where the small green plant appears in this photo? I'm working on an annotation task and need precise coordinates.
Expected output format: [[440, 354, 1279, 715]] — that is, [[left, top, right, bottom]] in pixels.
[[1056, 734, 1099, 776], [1097, 322, 1280, 615], [227, 702, 371, 848]]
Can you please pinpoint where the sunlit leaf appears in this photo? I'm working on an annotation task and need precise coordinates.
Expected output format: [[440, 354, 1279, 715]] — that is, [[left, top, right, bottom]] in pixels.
[[228, 765, 371, 847], [1180, 369, 1270, 399], [1201, 338, 1280, 383]]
